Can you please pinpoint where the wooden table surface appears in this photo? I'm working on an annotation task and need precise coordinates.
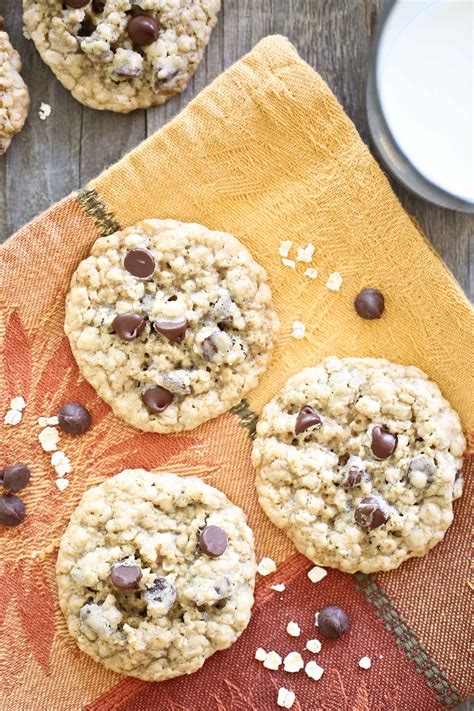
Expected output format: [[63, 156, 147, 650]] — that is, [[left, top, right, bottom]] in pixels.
[[1, 0, 472, 300]]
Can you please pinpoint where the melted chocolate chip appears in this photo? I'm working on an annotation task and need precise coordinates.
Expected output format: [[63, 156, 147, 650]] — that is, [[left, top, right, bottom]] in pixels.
[[77, 17, 95, 37], [2, 463, 31, 493], [371, 426, 397, 459], [0, 495, 26, 527], [111, 564, 142, 590], [127, 14, 159, 45], [318, 606, 350, 640], [112, 312, 146, 341], [58, 402, 91, 435], [198, 525, 228, 557], [145, 576, 176, 610], [295, 406, 322, 435], [201, 335, 218, 361], [342, 465, 363, 489], [354, 288, 385, 319], [154, 318, 187, 343], [354, 496, 388, 529], [142, 386, 174, 413], [124, 248, 155, 279]]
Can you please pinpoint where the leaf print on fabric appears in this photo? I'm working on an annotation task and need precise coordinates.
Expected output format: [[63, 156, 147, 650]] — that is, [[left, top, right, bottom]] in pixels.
[[2, 309, 32, 402]]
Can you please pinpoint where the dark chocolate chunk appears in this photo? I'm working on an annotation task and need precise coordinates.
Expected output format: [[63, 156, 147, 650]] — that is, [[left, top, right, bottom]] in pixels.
[[354, 496, 388, 529], [2, 463, 31, 493], [154, 318, 187, 343], [142, 386, 174, 413], [112, 312, 145, 341], [371, 425, 397, 459], [318, 605, 350, 640], [58, 402, 91, 435], [0, 494, 26, 527], [198, 525, 228, 557], [111, 563, 142, 590], [124, 247, 155, 278], [295, 406, 322, 435], [354, 288, 385, 319]]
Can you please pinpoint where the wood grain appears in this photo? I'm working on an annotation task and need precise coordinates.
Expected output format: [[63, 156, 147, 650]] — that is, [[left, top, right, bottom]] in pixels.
[[1, 0, 472, 299]]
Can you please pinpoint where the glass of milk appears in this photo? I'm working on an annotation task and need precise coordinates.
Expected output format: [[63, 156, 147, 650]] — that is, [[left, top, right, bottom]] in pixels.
[[367, 0, 474, 212]]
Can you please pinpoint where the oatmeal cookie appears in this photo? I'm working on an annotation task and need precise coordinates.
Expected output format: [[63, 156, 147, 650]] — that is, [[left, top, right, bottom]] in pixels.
[[0, 17, 29, 154], [23, 0, 220, 112], [57, 469, 256, 680], [253, 357, 465, 574], [65, 219, 278, 432]]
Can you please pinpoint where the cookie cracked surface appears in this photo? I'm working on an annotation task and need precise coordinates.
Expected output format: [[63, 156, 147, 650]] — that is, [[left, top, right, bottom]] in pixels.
[[65, 219, 278, 432], [253, 357, 465, 574], [0, 18, 30, 154], [57, 469, 256, 680], [23, 0, 220, 112]]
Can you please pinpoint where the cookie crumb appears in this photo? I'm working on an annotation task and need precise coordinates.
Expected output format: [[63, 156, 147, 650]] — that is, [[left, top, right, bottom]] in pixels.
[[306, 638, 322, 653], [257, 557, 277, 576], [291, 321, 306, 339], [38, 426, 60, 452], [281, 258, 296, 269], [305, 660, 324, 680], [39, 102, 51, 120], [304, 267, 318, 279], [279, 240, 293, 258], [263, 650, 282, 670], [255, 647, 267, 662], [359, 656, 372, 670], [326, 271, 343, 291], [271, 583, 286, 592], [296, 243, 315, 263], [283, 651, 304, 673], [4, 409, 22, 425], [10, 396, 26, 412], [55, 478, 69, 492], [277, 688, 296, 709], [308, 566, 327, 583], [286, 621, 301, 637]]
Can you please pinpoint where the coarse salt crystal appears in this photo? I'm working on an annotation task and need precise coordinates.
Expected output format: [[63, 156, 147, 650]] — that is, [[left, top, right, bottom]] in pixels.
[[271, 583, 286, 592], [304, 267, 318, 279], [305, 660, 324, 681], [359, 656, 372, 670], [277, 688, 296, 709], [55, 478, 69, 492], [10, 396, 26, 412], [296, 243, 315, 263], [291, 321, 306, 339], [308, 566, 327, 583], [281, 258, 296, 269], [39, 102, 51, 120], [326, 271, 343, 291], [38, 426, 60, 452], [306, 638, 322, 653], [286, 621, 301, 637], [4, 409, 22, 425], [263, 651, 282, 670], [283, 652, 304, 673], [257, 557, 277, 576], [255, 647, 267, 662], [279, 240, 293, 258]]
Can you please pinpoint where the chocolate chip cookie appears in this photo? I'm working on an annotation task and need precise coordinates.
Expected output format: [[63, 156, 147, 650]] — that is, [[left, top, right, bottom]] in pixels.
[[0, 17, 29, 153], [65, 219, 278, 432], [23, 0, 220, 112], [57, 469, 256, 680], [253, 357, 465, 574]]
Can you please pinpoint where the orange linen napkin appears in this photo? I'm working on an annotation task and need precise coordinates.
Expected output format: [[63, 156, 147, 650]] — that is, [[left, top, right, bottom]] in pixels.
[[0, 36, 472, 710]]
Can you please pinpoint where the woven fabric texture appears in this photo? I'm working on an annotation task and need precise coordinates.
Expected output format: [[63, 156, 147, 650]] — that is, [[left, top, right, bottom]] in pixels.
[[0, 36, 472, 710]]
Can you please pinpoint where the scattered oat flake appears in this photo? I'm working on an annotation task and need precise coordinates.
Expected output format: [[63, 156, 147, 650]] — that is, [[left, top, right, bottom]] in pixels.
[[257, 557, 277, 576], [55, 478, 69, 492], [296, 243, 315, 263], [291, 320, 306, 339], [279, 240, 293, 258], [326, 271, 343, 291], [304, 267, 318, 279], [359, 656, 372, 669], [305, 660, 324, 681], [286, 621, 301, 637], [283, 652, 304, 673], [4, 409, 22, 425], [38, 426, 60, 452], [308, 566, 327, 583], [277, 688, 296, 709], [47, 416, 59, 425], [306, 638, 322, 653], [263, 651, 282, 670], [315, 612, 319, 626], [255, 647, 267, 662], [37, 417, 48, 428], [271, 583, 286, 592], [281, 258, 296, 269], [10, 396, 26, 411], [39, 102, 51, 120]]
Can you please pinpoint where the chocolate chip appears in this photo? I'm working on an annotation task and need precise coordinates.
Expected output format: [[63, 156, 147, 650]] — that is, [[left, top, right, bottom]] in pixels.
[[455, 468, 462, 481], [295, 406, 322, 435], [198, 525, 228, 557], [2, 463, 31, 493], [201, 335, 218, 361], [124, 247, 155, 279], [371, 425, 397, 459], [111, 563, 142, 590], [342, 463, 364, 489], [142, 386, 174, 413], [318, 605, 350, 640], [77, 17, 95, 37], [127, 14, 159, 45], [112, 312, 146, 341], [66, 0, 89, 7], [144, 576, 176, 610], [0, 495, 26, 527], [154, 318, 187, 343], [58, 402, 91, 435], [354, 496, 388, 529], [354, 288, 385, 319], [91, 0, 105, 12]]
